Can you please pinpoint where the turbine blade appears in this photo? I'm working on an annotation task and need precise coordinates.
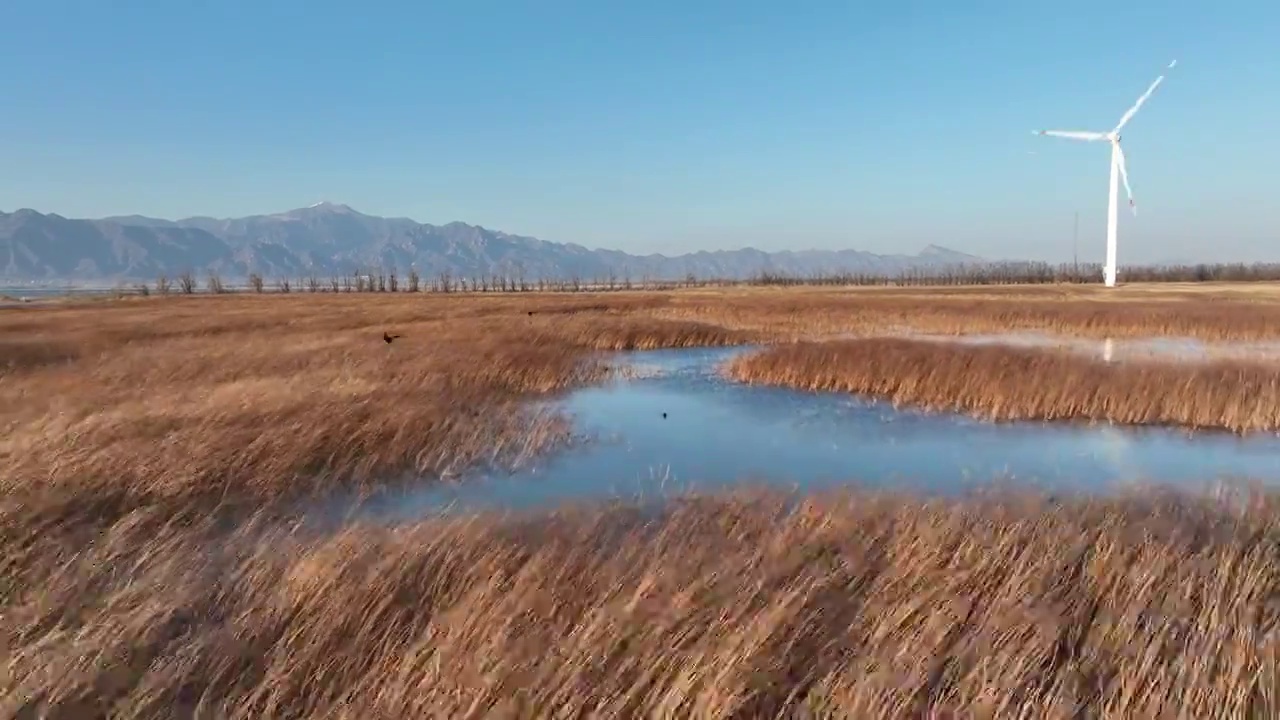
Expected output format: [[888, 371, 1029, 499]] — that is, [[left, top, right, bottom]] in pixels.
[[1114, 142, 1137, 215], [1034, 130, 1108, 141], [1113, 60, 1176, 132]]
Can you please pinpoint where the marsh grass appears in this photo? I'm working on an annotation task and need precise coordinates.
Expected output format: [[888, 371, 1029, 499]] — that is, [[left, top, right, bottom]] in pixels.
[[0, 295, 753, 520], [658, 289, 1280, 341], [5, 289, 1280, 717], [726, 338, 1280, 433], [4, 488, 1279, 718]]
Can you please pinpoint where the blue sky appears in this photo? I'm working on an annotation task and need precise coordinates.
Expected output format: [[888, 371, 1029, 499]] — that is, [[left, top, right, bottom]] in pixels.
[[1, 1, 1276, 262]]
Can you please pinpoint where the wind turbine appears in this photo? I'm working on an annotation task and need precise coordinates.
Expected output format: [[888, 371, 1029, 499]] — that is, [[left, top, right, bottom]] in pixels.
[[1034, 60, 1176, 287]]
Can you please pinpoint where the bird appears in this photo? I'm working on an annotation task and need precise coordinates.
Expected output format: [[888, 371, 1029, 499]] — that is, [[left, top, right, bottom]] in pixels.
[[528, 311, 535, 316], [383, 331, 402, 344], [661, 412, 667, 419]]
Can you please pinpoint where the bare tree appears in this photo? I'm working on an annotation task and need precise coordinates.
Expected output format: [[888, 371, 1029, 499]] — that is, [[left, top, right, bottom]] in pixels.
[[276, 277, 292, 293], [248, 273, 265, 293], [407, 267, 420, 292], [514, 262, 527, 292], [155, 275, 171, 295], [178, 271, 197, 295], [206, 273, 225, 294]]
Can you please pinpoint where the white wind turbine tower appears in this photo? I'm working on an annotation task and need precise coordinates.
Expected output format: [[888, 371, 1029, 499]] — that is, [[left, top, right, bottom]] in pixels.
[[1034, 60, 1176, 287]]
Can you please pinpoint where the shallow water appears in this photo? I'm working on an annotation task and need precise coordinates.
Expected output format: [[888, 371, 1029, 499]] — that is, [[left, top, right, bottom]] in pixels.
[[0, 285, 112, 307], [903, 331, 1280, 364], [342, 346, 1280, 521]]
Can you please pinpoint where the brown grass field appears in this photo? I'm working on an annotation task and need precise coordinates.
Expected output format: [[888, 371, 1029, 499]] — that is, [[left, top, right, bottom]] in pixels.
[[648, 282, 1280, 341], [3, 284, 1280, 717], [725, 337, 1280, 433], [6, 488, 1279, 718]]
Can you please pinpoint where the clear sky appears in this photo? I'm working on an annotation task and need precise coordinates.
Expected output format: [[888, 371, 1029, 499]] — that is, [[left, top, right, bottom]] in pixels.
[[1, 1, 1276, 263]]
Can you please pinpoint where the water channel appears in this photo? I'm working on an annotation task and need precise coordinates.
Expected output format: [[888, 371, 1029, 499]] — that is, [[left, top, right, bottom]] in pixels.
[[342, 342, 1280, 521]]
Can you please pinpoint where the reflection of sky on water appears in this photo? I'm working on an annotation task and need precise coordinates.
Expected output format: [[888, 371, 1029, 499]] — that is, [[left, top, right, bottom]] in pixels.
[[344, 345, 1280, 521], [908, 331, 1280, 364]]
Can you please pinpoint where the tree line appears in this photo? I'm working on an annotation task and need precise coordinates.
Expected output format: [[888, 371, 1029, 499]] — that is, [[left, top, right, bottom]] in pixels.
[[122, 261, 1280, 297]]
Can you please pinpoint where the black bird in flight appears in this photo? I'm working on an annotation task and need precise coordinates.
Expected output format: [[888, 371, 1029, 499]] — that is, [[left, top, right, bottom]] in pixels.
[[383, 331, 402, 344]]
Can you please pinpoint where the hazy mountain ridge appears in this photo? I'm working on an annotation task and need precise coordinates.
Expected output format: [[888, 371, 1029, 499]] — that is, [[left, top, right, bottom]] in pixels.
[[1, 202, 982, 282]]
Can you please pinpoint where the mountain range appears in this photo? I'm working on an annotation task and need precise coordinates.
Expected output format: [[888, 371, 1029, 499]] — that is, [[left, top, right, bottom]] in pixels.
[[0, 202, 981, 282]]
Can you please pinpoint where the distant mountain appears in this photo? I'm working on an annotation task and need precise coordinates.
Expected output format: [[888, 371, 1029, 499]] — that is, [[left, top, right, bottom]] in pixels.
[[0, 202, 982, 282]]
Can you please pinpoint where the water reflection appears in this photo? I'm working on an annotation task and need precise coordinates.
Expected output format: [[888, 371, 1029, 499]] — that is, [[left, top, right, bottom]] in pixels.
[[348, 346, 1280, 520], [906, 331, 1280, 364]]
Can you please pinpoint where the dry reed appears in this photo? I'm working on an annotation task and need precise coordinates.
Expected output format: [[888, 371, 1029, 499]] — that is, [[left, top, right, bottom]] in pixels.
[[656, 287, 1280, 341], [3, 488, 1278, 718], [726, 338, 1280, 432], [6, 289, 1280, 717], [0, 294, 754, 522]]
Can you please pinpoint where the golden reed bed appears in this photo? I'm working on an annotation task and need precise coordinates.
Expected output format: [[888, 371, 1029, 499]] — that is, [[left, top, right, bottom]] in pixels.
[[725, 337, 1280, 433], [3, 285, 1280, 717], [0, 294, 750, 511], [6, 489, 1278, 718], [648, 283, 1280, 341]]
